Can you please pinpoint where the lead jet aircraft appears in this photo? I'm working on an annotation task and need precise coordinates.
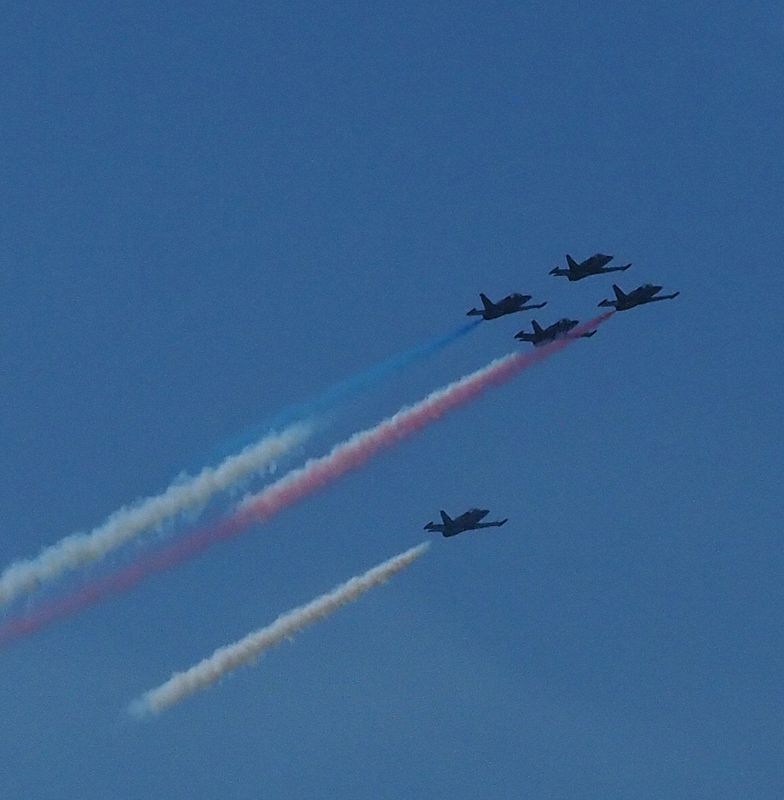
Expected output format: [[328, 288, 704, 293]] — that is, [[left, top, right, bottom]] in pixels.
[[514, 318, 596, 347], [466, 292, 547, 320], [598, 283, 680, 311], [424, 508, 508, 538], [549, 253, 631, 281]]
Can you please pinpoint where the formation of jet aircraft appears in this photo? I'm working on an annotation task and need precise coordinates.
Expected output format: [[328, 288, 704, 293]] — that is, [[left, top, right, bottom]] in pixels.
[[514, 318, 596, 347], [466, 292, 546, 320], [424, 508, 508, 538], [430, 253, 678, 540], [549, 253, 631, 281]]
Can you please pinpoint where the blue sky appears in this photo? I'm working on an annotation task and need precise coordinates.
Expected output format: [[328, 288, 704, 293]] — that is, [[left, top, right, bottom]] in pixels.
[[1, 2, 781, 797]]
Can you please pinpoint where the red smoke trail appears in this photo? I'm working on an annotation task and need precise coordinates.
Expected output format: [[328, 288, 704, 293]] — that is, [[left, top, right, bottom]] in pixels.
[[0, 313, 612, 647]]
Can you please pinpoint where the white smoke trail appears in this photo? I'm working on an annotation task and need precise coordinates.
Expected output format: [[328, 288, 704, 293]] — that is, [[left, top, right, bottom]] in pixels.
[[0, 314, 612, 647], [0, 423, 311, 606], [130, 543, 428, 716]]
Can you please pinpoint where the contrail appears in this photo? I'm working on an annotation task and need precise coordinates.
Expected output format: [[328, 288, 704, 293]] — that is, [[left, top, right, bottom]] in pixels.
[[0, 313, 611, 646], [129, 543, 428, 716], [0, 323, 476, 608], [216, 321, 479, 457], [0, 424, 312, 607]]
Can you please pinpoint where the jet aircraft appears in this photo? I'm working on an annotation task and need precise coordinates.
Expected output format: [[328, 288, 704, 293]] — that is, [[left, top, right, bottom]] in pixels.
[[549, 253, 631, 281], [598, 283, 680, 311], [424, 508, 508, 538], [467, 292, 547, 320], [514, 318, 596, 347]]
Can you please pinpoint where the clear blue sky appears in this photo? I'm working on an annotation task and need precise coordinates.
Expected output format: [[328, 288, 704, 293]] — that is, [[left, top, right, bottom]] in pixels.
[[1, 2, 781, 798]]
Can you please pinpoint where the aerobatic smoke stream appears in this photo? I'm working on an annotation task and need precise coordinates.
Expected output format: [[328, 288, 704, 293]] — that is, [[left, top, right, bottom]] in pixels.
[[129, 543, 428, 716], [218, 321, 479, 455], [0, 323, 475, 608], [0, 313, 611, 647], [0, 424, 312, 607]]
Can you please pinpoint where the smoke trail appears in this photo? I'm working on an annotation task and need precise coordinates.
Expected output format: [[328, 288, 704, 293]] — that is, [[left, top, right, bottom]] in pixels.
[[0, 323, 475, 607], [0, 313, 611, 646], [129, 543, 428, 716], [217, 321, 479, 456], [0, 424, 311, 607]]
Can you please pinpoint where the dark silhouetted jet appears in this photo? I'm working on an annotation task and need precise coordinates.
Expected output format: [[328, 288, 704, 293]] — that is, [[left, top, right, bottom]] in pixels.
[[550, 253, 631, 281], [467, 292, 547, 320], [598, 283, 680, 311], [424, 508, 508, 538], [514, 318, 596, 347]]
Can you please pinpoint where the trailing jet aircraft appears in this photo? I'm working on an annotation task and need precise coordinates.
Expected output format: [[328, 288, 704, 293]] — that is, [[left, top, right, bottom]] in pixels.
[[424, 508, 508, 538], [598, 283, 680, 311], [550, 253, 631, 281], [466, 292, 547, 320], [514, 318, 596, 347]]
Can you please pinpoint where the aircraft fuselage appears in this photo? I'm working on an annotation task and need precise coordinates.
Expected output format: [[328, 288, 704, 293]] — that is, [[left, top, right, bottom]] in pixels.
[[599, 284, 679, 311], [467, 293, 546, 320], [514, 318, 595, 347], [423, 508, 507, 537], [550, 253, 630, 281]]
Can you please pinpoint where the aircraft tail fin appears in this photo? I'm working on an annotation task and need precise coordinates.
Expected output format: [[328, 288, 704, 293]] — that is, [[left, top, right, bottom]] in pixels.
[[439, 510, 452, 525], [479, 293, 494, 312], [531, 319, 544, 335], [612, 284, 626, 301], [566, 254, 579, 270]]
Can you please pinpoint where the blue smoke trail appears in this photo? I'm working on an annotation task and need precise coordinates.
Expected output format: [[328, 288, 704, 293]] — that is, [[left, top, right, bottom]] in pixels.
[[215, 321, 480, 458]]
